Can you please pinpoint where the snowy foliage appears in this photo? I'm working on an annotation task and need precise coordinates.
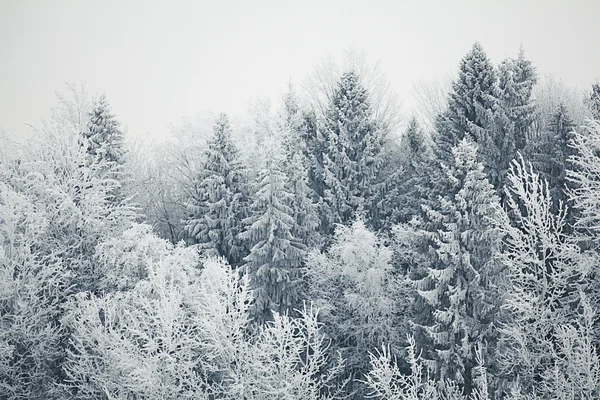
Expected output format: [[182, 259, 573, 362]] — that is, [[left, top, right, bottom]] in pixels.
[[4, 41, 600, 400], [407, 139, 506, 392], [497, 156, 598, 397], [320, 72, 385, 230], [306, 218, 409, 395], [241, 133, 306, 322], [63, 255, 346, 400], [184, 113, 249, 266]]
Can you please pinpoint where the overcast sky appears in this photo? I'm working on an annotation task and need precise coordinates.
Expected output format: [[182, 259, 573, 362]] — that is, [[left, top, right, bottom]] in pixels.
[[1, 0, 599, 140]]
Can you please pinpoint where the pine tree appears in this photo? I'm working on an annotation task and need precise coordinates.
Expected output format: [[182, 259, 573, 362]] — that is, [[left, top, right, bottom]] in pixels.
[[83, 94, 126, 166], [493, 47, 537, 189], [435, 43, 499, 184], [412, 138, 506, 394], [240, 135, 306, 323], [320, 71, 385, 231], [184, 113, 249, 267]]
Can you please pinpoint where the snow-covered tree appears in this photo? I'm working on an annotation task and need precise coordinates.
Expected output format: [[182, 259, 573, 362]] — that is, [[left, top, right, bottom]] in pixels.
[[493, 48, 537, 189], [0, 181, 68, 400], [184, 113, 249, 266], [589, 83, 600, 120], [364, 336, 490, 400], [320, 71, 385, 231], [0, 104, 138, 398], [83, 94, 126, 166], [568, 119, 600, 246], [241, 134, 306, 322], [496, 157, 592, 396], [374, 117, 435, 229], [63, 251, 346, 400], [526, 103, 576, 215], [435, 43, 498, 174], [409, 138, 506, 393], [285, 152, 321, 249], [276, 86, 322, 248], [306, 218, 409, 396]]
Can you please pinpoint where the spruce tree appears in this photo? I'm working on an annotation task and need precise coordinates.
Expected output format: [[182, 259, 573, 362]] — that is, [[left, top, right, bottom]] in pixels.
[[184, 113, 249, 267], [435, 43, 499, 184], [285, 152, 321, 249], [299, 109, 332, 235], [589, 82, 600, 120], [493, 48, 537, 189], [396, 117, 435, 224], [526, 103, 576, 215], [369, 117, 435, 231], [277, 84, 322, 248], [240, 135, 305, 323], [412, 138, 506, 393], [83, 94, 126, 166], [320, 71, 384, 231], [80, 94, 128, 205]]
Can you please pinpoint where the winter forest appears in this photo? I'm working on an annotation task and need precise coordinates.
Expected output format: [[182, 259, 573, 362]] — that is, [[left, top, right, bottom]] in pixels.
[[2, 39, 600, 400]]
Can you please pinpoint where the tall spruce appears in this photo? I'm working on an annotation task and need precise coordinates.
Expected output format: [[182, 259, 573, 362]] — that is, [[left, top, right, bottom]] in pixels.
[[435, 43, 499, 186], [184, 113, 249, 267], [240, 134, 305, 323], [320, 71, 384, 231], [300, 109, 332, 235], [526, 103, 576, 216], [277, 86, 321, 249], [493, 48, 537, 189], [395, 117, 435, 224], [412, 138, 506, 394]]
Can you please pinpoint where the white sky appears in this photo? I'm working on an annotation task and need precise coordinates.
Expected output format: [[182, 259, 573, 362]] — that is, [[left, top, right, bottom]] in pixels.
[[1, 0, 599, 140]]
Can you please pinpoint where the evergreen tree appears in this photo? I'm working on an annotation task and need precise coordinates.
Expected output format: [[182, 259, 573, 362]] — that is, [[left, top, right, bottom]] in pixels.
[[589, 82, 600, 120], [276, 84, 322, 248], [394, 117, 435, 225], [320, 71, 385, 231], [285, 152, 321, 249], [240, 135, 306, 323], [83, 94, 126, 166], [493, 48, 537, 189], [435, 43, 499, 185], [184, 113, 249, 267], [299, 109, 332, 235], [412, 138, 506, 394], [526, 103, 576, 215], [279, 81, 308, 157], [367, 117, 435, 232]]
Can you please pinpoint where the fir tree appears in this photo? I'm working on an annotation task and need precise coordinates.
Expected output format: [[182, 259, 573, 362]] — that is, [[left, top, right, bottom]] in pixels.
[[412, 138, 506, 394], [589, 82, 600, 120], [277, 84, 322, 248], [493, 47, 537, 189], [435, 43, 499, 185], [184, 113, 249, 267], [285, 152, 321, 249], [395, 117, 435, 224], [320, 71, 385, 231], [83, 94, 126, 166], [526, 103, 576, 215], [300, 109, 332, 235], [240, 135, 306, 323]]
